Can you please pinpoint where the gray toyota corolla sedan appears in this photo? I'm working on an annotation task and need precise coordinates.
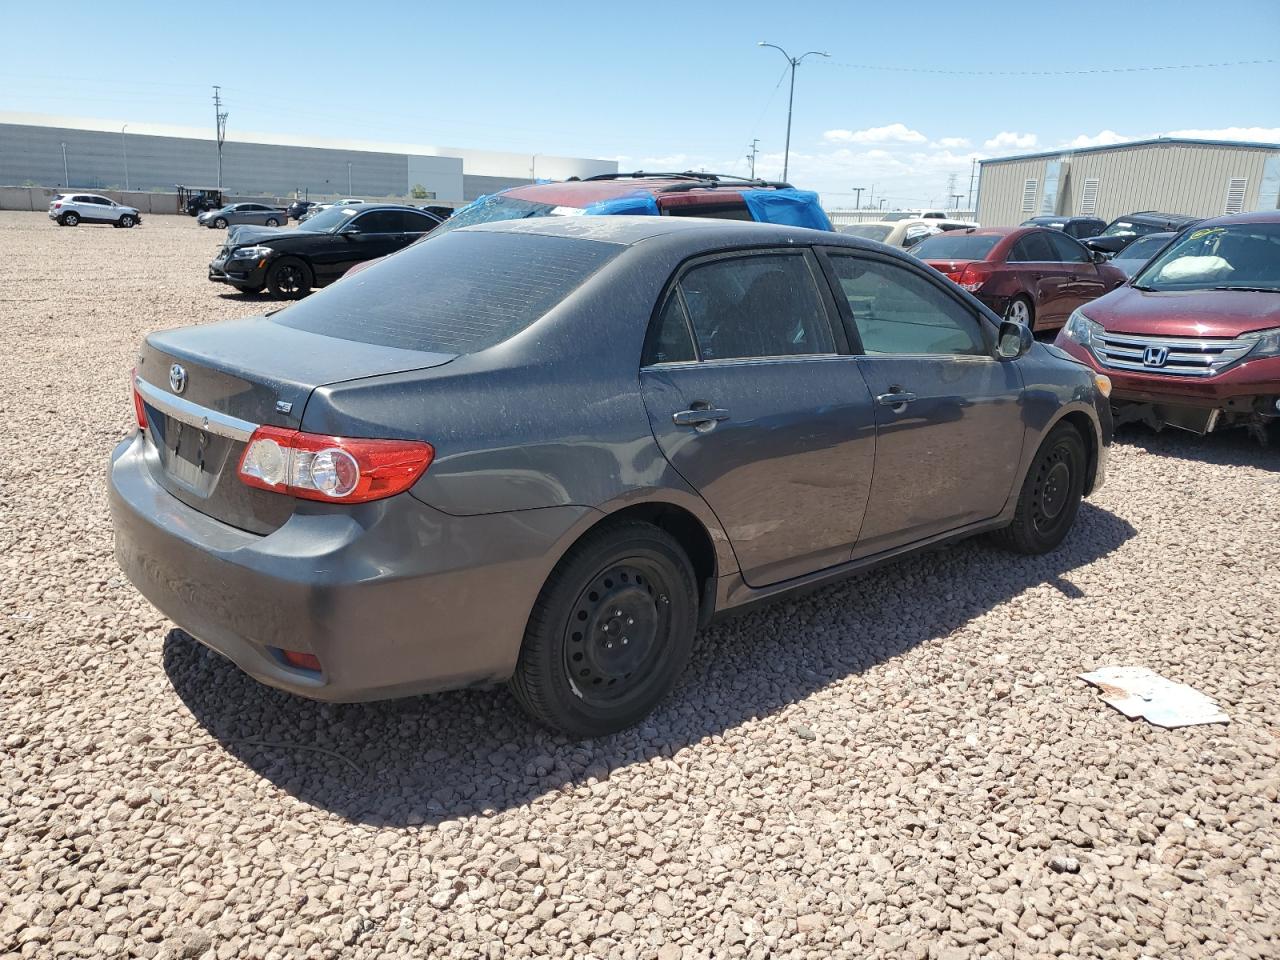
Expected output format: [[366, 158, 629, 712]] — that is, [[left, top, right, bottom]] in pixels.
[[110, 216, 1112, 737]]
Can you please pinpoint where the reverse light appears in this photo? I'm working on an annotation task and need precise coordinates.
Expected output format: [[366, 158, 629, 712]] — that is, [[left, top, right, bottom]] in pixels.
[[237, 426, 433, 503], [130, 369, 147, 429]]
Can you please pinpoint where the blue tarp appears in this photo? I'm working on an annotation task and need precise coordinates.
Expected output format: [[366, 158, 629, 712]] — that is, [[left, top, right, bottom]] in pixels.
[[740, 188, 833, 231], [581, 191, 660, 217]]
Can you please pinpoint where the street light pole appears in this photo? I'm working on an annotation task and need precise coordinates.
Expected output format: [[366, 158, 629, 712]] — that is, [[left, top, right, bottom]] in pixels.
[[347, 162, 352, 195], [879, 198, 887, 211], [60, 142, 69, 187], [851, 186, 865, 208], [757, 42, 829, 183], [120, 124, 130, 191]]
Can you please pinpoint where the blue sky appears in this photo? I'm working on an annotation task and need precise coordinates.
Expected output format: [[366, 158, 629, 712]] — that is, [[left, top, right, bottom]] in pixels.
[[2, 0, 1278, 207]]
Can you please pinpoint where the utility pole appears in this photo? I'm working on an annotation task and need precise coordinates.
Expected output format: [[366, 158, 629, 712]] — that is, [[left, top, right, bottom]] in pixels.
[[347, 161, 353, 195], [967, 157, 978, 210], [758, 43, 829, 182], [60, 141, 69, 187], [851, 186, 866, 209], [212, 85, 228, 191], [747, 139, 759, 179], [120, 124, 129, 191]]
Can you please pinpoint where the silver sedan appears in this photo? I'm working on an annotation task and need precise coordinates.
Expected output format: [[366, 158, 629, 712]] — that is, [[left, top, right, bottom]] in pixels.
[[197, 203, 287, 229]]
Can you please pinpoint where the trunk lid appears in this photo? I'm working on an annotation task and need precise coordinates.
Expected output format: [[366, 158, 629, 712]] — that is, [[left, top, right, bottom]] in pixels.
[[137, 315, 455, 534]]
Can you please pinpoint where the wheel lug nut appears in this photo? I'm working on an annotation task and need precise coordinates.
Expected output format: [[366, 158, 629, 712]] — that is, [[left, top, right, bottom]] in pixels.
[[613, 609, 622, 617], [605, 641, 613, 649], [627, 618, 634, 625], [622, 637, 629, 645]]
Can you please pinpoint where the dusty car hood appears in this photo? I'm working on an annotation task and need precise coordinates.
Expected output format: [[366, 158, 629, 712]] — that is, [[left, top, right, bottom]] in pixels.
[[1082, 285, 1280, 338], [225, 224, 299, 246]]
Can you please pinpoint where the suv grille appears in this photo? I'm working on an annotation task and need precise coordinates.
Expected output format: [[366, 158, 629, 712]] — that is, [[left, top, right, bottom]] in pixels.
[[1092, 330, 1255, 378]]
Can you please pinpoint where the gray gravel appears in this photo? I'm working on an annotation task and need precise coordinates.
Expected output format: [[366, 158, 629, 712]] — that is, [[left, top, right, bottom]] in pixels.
[[1, 209, 1277, 959]]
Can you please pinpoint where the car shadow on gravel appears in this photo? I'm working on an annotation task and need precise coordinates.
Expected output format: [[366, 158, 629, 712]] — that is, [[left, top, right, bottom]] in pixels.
[[1114, 423, 1280, 471], [162, 501, 1135, 826]]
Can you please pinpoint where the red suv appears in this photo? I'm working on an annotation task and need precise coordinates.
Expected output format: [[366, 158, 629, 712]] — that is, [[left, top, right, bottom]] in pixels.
[[912, 226, 1127, 334], [1055, 212, 1280, 439]]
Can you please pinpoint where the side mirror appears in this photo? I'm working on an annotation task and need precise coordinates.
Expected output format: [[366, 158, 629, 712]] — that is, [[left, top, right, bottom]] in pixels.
[[1091, 250, 1107, 264], [997, 319, 1034, 360]]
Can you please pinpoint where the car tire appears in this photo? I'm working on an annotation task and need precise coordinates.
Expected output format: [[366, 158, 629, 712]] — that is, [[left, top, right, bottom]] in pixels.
[[266, 258, 313, 299], [213, 217, 228, 229], [119, 215, 136, 228], [992, 421, 1086, 555], [61, 212, 80, 226], [265, 217, 280, 227], [1004, 295, 1035, 330], [510, 520, 698, 738]]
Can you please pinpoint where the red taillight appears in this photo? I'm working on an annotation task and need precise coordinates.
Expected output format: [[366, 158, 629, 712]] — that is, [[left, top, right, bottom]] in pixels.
[[131, 371, 147, 429], [237, 426, 434, 504], [54, 201, 62, 209], [956, 262, 993, 292], [281, 650, 321, 671]]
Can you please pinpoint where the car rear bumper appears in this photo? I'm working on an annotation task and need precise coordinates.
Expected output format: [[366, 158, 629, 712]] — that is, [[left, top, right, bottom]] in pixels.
[[109, 433, 590, 702]]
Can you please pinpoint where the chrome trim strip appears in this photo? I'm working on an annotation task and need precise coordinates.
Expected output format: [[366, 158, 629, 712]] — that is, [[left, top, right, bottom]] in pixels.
[[1097, 331, 1247, 350], [134, 376, 258, 441]]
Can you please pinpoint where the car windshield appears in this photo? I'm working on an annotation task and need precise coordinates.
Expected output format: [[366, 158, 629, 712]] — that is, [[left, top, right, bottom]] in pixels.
[[429, 194, 562, 237], [910, 233, 1000, 260], [272, 231, 621, 353], [1101, 219, 1160, 238], [841, 224, 893, 242], [1133, 223, 1280, 292], [295, 205, 361, 233]]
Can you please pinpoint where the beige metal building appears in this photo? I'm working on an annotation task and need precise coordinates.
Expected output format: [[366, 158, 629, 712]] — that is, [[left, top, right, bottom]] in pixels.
[[976, 137, 1280, 227]]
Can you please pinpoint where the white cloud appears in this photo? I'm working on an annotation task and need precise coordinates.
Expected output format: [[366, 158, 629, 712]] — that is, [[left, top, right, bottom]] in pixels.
[[934, 136, 971, 149], [1063, 129, 1130, 148], [1163, 126, 1280, 143], [983, 131, 1038, 151], [823, 123, 928, 144]]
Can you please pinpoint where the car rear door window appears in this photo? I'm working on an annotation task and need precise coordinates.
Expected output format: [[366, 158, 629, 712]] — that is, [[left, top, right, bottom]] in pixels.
[[643, 294, 697, 365], [272, 231, 620, 354], [347, 211, 402, 233], [676, 253, 835, 360], [1046, 231, 1090, 263], [400, 211, 439, 233], [1009, 232, 1057, 262], [827, 255, 988, 356]]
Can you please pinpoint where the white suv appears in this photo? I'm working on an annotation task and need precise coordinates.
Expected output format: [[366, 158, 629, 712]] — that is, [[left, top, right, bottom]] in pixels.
[[48, 193, 142, 228]]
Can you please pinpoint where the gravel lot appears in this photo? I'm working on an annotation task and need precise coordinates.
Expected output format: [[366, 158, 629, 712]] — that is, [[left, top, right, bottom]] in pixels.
[[1, 209, 1277, 960]]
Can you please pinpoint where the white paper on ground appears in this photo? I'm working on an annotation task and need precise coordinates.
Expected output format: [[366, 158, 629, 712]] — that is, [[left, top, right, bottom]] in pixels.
[[1078, 666, 1229, 728]]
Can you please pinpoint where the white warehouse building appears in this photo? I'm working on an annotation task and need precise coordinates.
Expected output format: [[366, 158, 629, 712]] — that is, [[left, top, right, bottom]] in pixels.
[[976, 137, 1280, 227], [0, 111, 617, 203]]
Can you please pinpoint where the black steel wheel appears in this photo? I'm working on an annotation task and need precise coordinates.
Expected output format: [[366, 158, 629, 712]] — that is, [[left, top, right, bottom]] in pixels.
[[993, 421, 1086, 554], [266, 258, 312, 299], [511, 521, 698, 737]]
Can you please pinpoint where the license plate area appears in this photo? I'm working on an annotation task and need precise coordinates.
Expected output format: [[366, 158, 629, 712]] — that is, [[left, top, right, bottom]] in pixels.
[[157, 415, 234, 496]]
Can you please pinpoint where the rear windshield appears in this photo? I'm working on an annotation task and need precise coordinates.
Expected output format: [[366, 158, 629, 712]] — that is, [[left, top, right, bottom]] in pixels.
[[910, 234, 1000, 260], [271, 230, 620, 353], [431, 195, 560, 237], [841, 224, 893, 242]]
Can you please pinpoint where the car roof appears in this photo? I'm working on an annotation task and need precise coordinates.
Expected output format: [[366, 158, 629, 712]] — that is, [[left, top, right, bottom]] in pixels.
[[1191, 210, 1280, 228], [464, 214, 851, 248], [501, 174, 790, 208], [1111, 211, 1197, 225]]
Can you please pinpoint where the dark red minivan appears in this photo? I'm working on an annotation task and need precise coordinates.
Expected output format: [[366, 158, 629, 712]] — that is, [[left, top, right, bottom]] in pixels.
[[912, 227, 1128, 334]]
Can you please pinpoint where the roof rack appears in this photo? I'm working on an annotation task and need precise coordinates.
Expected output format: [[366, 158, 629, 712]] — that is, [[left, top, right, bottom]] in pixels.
[[582, 171, 794, 191]]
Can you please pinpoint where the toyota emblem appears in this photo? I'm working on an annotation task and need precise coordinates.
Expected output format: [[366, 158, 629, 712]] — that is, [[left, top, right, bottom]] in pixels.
[[169, 363, 187, 394]]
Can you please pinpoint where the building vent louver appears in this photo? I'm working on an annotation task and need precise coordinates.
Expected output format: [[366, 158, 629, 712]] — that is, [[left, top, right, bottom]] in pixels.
[[1021, 179, 1038, 213], [1224, 178, 1247, 214], [1079, 178, 1100, 216]]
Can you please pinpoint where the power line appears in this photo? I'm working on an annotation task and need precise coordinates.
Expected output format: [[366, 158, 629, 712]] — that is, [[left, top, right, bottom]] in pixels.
[[826, 57, 1276, 77]]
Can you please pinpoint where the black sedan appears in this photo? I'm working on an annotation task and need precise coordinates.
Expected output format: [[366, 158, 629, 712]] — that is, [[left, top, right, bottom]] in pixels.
[[116, 217, 1111, 736], [208, 203, 443, 298]]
